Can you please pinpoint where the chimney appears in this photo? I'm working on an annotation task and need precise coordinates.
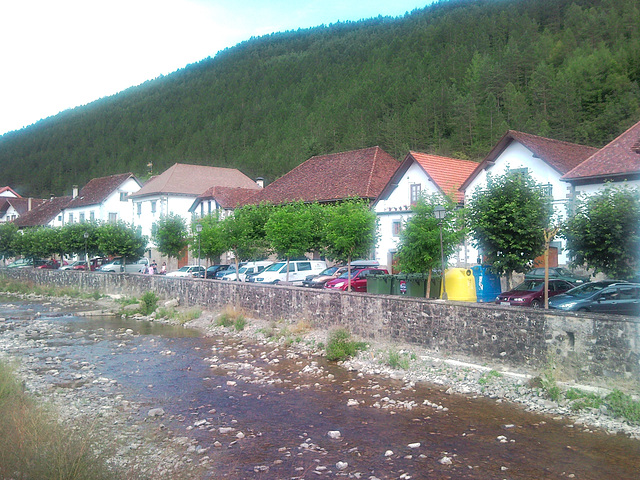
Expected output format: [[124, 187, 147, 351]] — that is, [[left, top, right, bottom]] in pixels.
[[28, 197, 32, 211], [50, 194, 54, 201], [72, 185, 78, 198], [255, 177, 264, 189]]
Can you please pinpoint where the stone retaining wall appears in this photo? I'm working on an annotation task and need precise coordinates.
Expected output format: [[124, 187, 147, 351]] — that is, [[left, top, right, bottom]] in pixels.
[[3, 269, 639, 386]]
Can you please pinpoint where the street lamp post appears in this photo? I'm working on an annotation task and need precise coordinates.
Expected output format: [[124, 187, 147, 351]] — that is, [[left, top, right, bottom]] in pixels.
[[196, 223, 203, 276], [434, 206, 448, 300], [83, 232, 89, 271]]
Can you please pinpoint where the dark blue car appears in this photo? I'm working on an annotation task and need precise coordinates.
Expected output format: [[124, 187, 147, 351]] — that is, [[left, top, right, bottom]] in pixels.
[[548, 281, 639, 316]]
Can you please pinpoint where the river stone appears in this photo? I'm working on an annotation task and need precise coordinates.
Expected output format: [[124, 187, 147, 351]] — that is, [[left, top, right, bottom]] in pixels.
[[336, 461, 348, 470], [147, 408, 165, 417], [164, 298, 180, 308], [408, 442, 421, 449], [123, 303, 141, 312], [327, 430, 341, 439], [439, 456, 452, 465]]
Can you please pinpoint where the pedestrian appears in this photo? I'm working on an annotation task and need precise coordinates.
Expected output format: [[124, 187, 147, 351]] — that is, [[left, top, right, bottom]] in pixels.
[[148, 264, 155, 275], [161, 262, 166, 274]]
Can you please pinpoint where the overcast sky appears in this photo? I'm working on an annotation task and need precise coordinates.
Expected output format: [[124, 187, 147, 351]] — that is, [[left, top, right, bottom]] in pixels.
[[0, 0, 434, 136]]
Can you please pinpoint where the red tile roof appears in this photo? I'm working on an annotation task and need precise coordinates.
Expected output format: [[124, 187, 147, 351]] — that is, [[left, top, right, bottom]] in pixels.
[[247, 147, 400, 205], [0, 186, 21, 198], [460, 130, 598, 192], [65, 173, 140, 209], [131, 163, 260, 198], [0, 197, 45, 217], [409, 151, 478, 202], [190, 186, 262, 211], [562, 119, 640, 181], [14, 196, 72, 227]]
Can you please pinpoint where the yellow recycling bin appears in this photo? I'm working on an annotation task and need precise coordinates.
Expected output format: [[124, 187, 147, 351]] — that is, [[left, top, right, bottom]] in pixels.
[[441, 268, 477, 302]]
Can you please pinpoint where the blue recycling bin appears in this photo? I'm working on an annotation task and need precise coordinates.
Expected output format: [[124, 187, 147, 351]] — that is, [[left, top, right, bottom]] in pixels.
[[471, 265, 502, 303]]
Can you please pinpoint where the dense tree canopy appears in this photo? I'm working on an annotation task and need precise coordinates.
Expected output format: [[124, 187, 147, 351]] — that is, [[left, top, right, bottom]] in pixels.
[[152, 214, 188, 260], [0, 0, 638, 197], [564, 187, 640, 279], [467, 171, 553, 287]]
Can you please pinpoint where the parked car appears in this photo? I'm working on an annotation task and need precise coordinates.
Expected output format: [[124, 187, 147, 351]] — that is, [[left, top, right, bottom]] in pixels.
[[6, 258, 35, 268], [37, 259, 63, 269], [222, 261, 272, 282], [60, 260, 86, 270], [215, 263, 245, 279], [524, 267, 589, 285], [302, 261, 379, 288], [496, 278, 575, 308], [253, 260, 327, 285], [205, 264, 229, 279], [324, 267, 389, 292], [99, 257, 149, 273], [549, 281, 639, 315], [166, 265, 206, 278]]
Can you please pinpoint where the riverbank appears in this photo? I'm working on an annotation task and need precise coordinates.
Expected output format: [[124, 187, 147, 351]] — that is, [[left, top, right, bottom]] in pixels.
[[1, 289, 640, 480]]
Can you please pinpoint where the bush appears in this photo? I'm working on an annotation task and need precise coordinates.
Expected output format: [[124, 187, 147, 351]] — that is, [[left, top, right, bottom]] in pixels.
[[325, 328, 367, 362], [234, 316, 247, 331], [605, 389, 640, 424], [387, 349, 410, 370], [140, 291, 159, 315]]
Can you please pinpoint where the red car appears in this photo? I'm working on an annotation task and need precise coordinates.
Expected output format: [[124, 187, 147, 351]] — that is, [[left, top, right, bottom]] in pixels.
[[495, 279, 575, 308], [36, 259, 63, 269], [324, 267, 388, 292]]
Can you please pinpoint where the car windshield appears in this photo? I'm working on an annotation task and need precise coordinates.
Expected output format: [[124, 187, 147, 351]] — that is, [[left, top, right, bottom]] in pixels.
[[265, 262, 286, 272], [337, 269, 362, 279], [238, 266, 249, 274], [319, 266, 339, 275], [513, 280, 544, 292], [565, 282, 610, 297], [177, 266, 190, 272], [554, 267, 572, 276]]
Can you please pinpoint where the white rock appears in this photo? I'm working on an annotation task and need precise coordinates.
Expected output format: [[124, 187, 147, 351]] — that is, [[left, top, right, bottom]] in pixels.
[[439, 456, 452, 465], [327, 430, 342, 439], [384, 450, 394, 457], [147, 408, 165, 417], [336, 461, 348, 471], [407, 442, 421, 449], [347, 399, 359, 407]]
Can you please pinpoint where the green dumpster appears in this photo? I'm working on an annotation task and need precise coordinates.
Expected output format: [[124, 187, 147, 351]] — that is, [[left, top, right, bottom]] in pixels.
[[427, 275, 442, 299], [366, 274, 394, 294], [392, 274, 408, 295], [392, 273, 441, 298]]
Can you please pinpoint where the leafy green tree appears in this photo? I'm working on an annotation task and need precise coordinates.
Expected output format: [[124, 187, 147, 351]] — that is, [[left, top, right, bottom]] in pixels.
[[197, 213, 227, 264], [468, 171, 553, 288], [564, 186, 640, 279], [324, 199, 378, 292], [221, 203, 272, 278], [59, 222, 100, 264], [96, 222, 147, 267], [395, 195, 466, 297], [153, 214, 188, 260], [13, 227, 61, 263], [0, 222, 19, 262], [265, 202, 317, 281]]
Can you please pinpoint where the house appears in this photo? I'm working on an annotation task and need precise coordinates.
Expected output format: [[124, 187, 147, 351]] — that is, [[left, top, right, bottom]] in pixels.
[[129, 163, 262, 262], [189, 185, 264, 220], [561, 119, 640, 196], [373, 151, 478, 270], [246, 146, 399, 206], [13, 196, 72, 229], [459, 130, 598, 266], [61, 173, 142, 225], [0, 197, 45, 223], [0, 186, 20, 198]]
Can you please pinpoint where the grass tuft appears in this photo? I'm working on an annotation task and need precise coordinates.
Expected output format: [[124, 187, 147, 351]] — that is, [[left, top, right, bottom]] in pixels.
[[325, 328, 367, 362]]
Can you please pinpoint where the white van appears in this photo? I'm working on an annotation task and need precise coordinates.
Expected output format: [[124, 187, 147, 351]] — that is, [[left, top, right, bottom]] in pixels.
[[253, 260, 327, 285], [99, 257, 148, 273], [221, 261, 272, 282]]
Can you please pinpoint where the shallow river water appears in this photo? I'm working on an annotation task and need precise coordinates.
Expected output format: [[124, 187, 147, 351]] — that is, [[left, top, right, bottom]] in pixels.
[[1, 298, 639, 479]]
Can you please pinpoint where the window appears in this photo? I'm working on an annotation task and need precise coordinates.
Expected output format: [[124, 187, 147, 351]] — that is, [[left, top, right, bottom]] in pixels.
[[297, 262, 311, 272], [539, 184, 553, 197], [119, 192, 128, 202], [68, 213, 74, 224], [89, 211, 95, 222], [79, 213, 85, 223], [410, 184, 421, 204], [137, 203, 142, 215], [392, 220, 402, 237], [151, 201, 157, 214], [508, 167, 528, 177], [58, 215, 62, 222], [108, 212, 117, 223]]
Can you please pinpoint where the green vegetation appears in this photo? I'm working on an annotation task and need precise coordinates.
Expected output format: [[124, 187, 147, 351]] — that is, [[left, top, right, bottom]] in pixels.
[[4, 0, 638, 198], [152, 214, 189, 261], [0, 360, 117, 480], [478, 369, 503, 385], [564, 186, 640, 280], [234, 316, 247, 331], [387, 349, 411, 370], [140, 291, 159, 316], [325, 328, 368, 361]]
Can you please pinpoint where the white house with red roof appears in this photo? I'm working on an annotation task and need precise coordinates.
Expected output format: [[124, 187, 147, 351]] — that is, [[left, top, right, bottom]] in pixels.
[[189, 185, 263, 220], [373, 151, 478, 271], [61, 173, 142, 226], [562, 119, 640, 196], [459, 130, 598, 266], [0, 197, 45, 223], [0, 186, 20, 198]]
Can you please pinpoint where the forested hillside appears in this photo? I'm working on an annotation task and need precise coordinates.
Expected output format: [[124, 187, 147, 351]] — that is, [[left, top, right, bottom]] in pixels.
[[1, 0, 639, 197]]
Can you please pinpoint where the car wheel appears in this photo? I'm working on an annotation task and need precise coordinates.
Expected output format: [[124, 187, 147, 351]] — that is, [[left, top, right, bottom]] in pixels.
[[531, 300, 541, 308]]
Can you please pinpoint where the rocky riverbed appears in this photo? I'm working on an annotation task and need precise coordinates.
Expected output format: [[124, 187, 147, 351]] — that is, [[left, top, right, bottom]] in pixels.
[[1, 291, 639, 480]]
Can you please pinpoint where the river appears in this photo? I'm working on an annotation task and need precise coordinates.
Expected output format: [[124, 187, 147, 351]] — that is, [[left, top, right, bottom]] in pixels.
[[1, 296, 639, 479]]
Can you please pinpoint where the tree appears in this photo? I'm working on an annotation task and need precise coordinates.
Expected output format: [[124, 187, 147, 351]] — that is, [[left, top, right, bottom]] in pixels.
[[324, 199, 378, 292], [0, 222, 19, 263], [395, 195, 466, 297], [564, 186, 640, 279], [468, 171, 553, 287], [197, 213, 227, 264], [13, 227, 61, 263], [265, 202, 317, 281], [96, 222, 147, 266], [221, 203, 272, 278], [59, 222, 100, 263], [153, 214, 189, 260]]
